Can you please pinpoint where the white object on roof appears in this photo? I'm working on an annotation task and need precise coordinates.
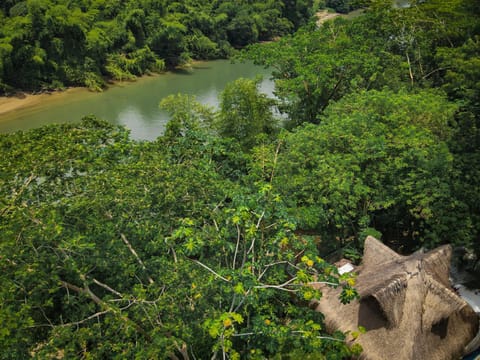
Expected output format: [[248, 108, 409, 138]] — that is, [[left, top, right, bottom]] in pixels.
[[338, 262, 354, 275]]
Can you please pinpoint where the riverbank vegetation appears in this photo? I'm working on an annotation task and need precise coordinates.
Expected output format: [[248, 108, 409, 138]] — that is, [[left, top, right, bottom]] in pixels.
[[1, 0, 480, 358], [0, 0, 313, 93]]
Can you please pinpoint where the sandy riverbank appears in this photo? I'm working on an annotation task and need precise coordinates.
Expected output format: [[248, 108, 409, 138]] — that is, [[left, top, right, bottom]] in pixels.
[[0, 92, 51, 115], [0, 69, 180, 118], [0, 88, 89, 117]]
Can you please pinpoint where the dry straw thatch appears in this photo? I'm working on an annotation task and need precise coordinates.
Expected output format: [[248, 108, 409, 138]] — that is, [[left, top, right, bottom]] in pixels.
[[314, 236, 479, 360]]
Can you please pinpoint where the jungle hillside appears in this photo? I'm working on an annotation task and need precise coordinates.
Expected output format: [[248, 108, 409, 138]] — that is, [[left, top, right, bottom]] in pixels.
[[0, 0, 312, 92]]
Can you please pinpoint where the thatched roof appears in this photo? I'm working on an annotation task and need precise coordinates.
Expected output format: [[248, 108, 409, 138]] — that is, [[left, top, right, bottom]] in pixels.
[[314, 236, 479, 360]]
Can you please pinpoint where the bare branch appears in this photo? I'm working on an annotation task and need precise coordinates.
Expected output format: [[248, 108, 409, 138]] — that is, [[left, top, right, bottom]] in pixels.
[[213, 219, 219, 232], [233, 288, 252, 313], [254, 277, 299, 292], [212, 199, 225, 212], [191, 259, 231, 283], [169, 243, 178, 263], [37, 306, 55, 328], [121, 233, 154, 284], [247, 237, 256, 254], [232, 224, 241, 270], [233, 330, 344, 344], [255, 211, 265, 229], [264, 222, 278, 230], [307, 281, 340, 287], [291, 331, 345, 342], [60, 279, 152, 340], [0, 255, 17, 266], [60, 310, 111, 328], [406, 51, 414, 85], [320, 73, 344, 113], [174, 342, 190, 360], [269, 139, 283, 183], [60, 280, 102, 305], [232, 331, 261, 337], [422, 67, 449, 80], [92, 278, 123, 297]]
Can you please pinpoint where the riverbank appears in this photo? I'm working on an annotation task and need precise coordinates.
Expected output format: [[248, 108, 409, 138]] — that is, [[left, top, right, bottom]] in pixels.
[[0, 60, 273, 140], [0, 62, 214, 119], [0, 77, 155, 119], [0, 89, 67, 115]]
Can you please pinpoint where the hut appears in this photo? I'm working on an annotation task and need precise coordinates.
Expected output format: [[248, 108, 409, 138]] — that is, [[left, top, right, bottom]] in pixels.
[[314, 236, 479, 360]]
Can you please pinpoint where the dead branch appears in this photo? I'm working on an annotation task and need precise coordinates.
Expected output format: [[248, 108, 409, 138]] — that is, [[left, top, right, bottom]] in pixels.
[[191, 259, 231, 283], [406, 51, 414, 85], [92, 278, 123, 297], [269, 139, 283, 183], [422, 67, 449, 80], [255, 211, 265, 229], [60, 280, 102, 305], [121, 233, 154, 284], [257, 261, 300, 281], [254, 277, 299, 292], [232, 224, 241, 270], [60, 280, 152, 341], [171, 342, 190, 360], [59, 310, 111, 328]]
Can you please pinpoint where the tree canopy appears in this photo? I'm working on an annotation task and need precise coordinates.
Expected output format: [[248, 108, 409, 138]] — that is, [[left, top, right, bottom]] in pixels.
[[2, 0, 480, 358], [0, 0, 313, 93], [245, 0, 480, 256], [0, 115, 361, 359]]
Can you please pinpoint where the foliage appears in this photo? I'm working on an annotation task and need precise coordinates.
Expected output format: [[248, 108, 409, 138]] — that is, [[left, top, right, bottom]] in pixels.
[[160, 93, 215, 137], [0, 117, 359, 359], [216, 77, 279, 150], [436, 35, 480, 259], [273, 89, 464, 251], [245, 19, 401, 126], [2, 0, 480, 357], [243, 0, 480, 258], [245, 0, 480, 126], [0, 0, 313, 93]]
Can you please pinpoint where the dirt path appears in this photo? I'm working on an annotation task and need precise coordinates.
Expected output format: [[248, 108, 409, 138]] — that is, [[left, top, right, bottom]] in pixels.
[[315, 10, 341, 26], [315, 9, 365, 26]]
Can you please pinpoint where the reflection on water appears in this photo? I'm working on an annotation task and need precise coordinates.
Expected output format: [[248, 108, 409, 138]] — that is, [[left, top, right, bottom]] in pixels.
[[0, 60, 273, 141]]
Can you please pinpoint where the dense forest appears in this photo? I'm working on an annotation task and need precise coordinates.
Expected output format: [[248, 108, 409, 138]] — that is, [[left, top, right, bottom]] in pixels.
[[1, 0, 480, 358], [0, 0, 312, 92]]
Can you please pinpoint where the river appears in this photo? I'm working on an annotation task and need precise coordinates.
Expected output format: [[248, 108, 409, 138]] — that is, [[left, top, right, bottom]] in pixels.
[[0, 60, 273, 141]]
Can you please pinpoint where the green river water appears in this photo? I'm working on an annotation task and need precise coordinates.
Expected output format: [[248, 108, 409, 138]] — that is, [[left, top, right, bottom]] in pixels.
[[0, 60, 273, 141]]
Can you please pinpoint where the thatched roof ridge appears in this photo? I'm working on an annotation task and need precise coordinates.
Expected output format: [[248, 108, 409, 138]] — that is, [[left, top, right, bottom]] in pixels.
[[362, 235, 401, 266], [364, 274, 408, 328], [358, 273, 407, 298], [422, 276, 468, 332], [421, 244, 452, 287]]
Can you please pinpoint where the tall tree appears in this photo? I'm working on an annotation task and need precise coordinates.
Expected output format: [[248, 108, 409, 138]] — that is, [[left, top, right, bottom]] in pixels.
[[217, 77, 278, 150], [274, 89, 465, 252]]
